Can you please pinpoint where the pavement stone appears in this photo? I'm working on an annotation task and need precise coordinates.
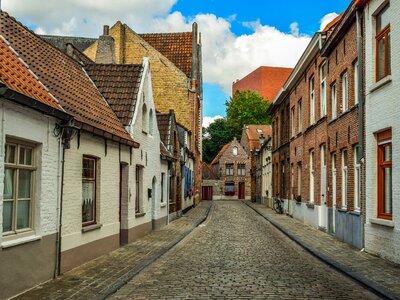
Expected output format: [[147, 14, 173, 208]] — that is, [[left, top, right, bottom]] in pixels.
[[245, 201, 400, 300], [13, 201, 211, 300], [110, 201, 379, 300]]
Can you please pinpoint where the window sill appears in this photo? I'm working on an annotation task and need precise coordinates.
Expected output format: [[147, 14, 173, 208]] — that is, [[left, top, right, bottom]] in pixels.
[[2, 234, 42, 249], [370, 218, 394, 228], [369, 75, 392, 93], [306, 203, 315, 209], [350, 210, 361, 216], [160, 203, 167, 208], [135, 212, 146, 218], [82, 223, 102, 233], [338, 208, 347, 213]]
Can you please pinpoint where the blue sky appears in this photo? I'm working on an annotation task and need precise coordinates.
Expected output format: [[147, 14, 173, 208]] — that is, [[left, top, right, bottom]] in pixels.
[[3, 0, 351, 126]]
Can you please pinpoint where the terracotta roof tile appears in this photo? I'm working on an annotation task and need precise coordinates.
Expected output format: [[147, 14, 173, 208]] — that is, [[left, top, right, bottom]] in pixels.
[[84, 63, 143, 126], [160, 142, 175, 161], [211, 143, 230, 165], [244, 125, 272, 150], [0, 35, 62, 111], [0, 11, 134, 144], [140, 32, 193, 78], [202, 162, 218, 180], [322, 13, 344, 32], [156, 113, 171, 145]]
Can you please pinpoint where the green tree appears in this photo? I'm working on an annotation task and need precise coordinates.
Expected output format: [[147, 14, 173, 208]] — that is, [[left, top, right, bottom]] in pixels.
[[202, 118, 237, 163], [225, 90, 271, 135]]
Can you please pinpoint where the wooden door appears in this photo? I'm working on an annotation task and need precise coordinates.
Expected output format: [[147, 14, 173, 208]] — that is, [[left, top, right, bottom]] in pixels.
[[238, 182, 245, 199], [202, 186, 213, 200]]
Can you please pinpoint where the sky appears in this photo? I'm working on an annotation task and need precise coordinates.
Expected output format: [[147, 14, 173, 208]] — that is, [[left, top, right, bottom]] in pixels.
[[2, 0, 350, 127]]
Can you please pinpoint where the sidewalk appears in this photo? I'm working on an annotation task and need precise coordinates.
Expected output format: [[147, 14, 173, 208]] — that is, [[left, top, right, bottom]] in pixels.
[[245, 201, 400, 300], [13, 201, 212, 300]]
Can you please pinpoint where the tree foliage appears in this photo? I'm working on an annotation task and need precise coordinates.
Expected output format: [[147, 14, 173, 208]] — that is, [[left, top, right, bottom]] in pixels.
[[202, 90, 271, 164]]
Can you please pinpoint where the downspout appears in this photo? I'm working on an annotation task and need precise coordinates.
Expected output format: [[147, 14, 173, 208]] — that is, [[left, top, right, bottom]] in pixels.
[[356, 8, 365, 247]]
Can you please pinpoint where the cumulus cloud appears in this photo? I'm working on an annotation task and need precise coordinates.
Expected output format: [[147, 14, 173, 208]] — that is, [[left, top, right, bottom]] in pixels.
[[3, 0, 312, 99], [319, 12, 339, 32], [203, 115, 224, 128]]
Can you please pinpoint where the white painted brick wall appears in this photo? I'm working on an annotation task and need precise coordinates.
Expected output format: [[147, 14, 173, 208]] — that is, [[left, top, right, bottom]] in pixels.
[[0, 100, 60, 244], [364, 0, 400, 264]]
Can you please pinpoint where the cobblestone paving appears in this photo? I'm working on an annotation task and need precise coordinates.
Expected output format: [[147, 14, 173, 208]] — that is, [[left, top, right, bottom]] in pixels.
[[111, 201, 379, 300], [14, 202, 211, 300], [247, 201, 400, 299]]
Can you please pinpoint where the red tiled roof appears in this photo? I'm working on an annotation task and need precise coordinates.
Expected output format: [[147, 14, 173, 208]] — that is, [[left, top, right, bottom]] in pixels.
[[244, 125, 272, 150], [0, 35, 62, 111], [156, 113, 171, 146], [322, 13, 344, 32], [84, 63, 143, 126], [160, 142, 175, 161], [232, 66, 293, 102], [211, 143, 230, 165], [140, 32, 193, 78], [0, 11, 134, 144]]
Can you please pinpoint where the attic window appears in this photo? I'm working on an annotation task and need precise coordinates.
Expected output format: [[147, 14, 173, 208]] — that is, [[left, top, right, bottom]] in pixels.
[[233, 146, 238, 156]]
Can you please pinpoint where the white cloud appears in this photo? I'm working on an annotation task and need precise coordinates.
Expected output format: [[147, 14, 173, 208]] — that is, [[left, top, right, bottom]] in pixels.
[[3, 0, 312, 95], [319, 12, 339, 32], [203, 115, 224, 128]]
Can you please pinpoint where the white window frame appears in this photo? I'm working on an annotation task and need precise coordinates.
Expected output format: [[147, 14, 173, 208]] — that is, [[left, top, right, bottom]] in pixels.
[[233, 146, 238, 156], [320, 63, 327, 117], [342, 72, 348, 113], [310, 77, 315, 125], [309, 150, 315, 204], [341, 149, 348, 209], [225, 163, 234, 176], [331, 83, 337, 119], [238, 164, 246, 176], [353, 146, 360, 211]]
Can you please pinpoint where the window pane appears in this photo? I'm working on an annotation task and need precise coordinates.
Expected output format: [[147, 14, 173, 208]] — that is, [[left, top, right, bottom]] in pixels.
[[3, 168, 14, 199], [83, 158, 95, 179], [383, 167, 392, 214], [384, 145, 392, 161], [82, 181, 95, 223], [388, 32, 391, 75], [378, 36, 386, 80], [377, 5, 390, 32], [2, 201, 13, 232], [17, 200, 30, 230], [19, 147, 33, 165], [18, 170, 31, 199], [5, 144, 16, 164]]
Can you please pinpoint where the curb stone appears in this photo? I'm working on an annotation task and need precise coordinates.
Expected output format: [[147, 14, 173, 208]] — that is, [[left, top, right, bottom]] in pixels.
[[243, 201, 399, 300]]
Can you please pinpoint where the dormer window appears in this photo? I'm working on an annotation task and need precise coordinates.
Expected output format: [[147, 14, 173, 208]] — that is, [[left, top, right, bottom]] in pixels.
[[233, 146, 238, 156]]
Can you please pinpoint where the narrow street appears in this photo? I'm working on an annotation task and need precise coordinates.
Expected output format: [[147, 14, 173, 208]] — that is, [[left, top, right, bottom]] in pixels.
[[111, 201, 378, 300]]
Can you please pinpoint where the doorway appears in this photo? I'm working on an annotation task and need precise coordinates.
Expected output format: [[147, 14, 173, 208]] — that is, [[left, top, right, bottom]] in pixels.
[[119, 163, 129, 245], [319, 145, 327, 230], [151, 176, 157, 229], [238, 182, 245, 200], [331, 153, 337, 233]]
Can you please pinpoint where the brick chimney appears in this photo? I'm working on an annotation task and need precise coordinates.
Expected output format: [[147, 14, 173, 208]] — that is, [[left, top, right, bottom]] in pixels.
[[95, 25, 115, 64]]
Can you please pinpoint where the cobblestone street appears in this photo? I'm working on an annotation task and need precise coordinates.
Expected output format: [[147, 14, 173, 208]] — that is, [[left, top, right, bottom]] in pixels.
[[111, 201, 379, 300]]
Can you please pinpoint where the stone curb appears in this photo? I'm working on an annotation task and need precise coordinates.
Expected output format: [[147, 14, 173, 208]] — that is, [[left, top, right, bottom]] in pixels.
[[97, 203, 213, 300], [243, 201, 399, 300]]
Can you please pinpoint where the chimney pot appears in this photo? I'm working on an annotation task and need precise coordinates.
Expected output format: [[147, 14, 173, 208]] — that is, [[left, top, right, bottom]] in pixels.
[[103, 25, 109, 36]]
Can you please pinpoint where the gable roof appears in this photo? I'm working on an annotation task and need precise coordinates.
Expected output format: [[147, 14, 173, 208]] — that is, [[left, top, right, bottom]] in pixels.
[[156, 113, 171, 146], [233, 66, 293, 102], [322, 13, 344, 33], [0, 11, 135, 145], [202, 162, 218, 180], [243, 125, 272, 150], [0, 35, 62, 111], [139, 32, 193, 78], [42, 35, 96, 53], [211, 143, 230, 165], [84, 63, 143, 126]]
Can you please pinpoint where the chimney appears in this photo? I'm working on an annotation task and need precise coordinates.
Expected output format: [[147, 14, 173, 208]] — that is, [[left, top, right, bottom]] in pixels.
[[95, 24, 115, 64]]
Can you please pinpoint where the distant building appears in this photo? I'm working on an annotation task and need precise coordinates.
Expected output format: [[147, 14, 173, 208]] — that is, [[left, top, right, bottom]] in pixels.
[[232, 66, 292, 102]]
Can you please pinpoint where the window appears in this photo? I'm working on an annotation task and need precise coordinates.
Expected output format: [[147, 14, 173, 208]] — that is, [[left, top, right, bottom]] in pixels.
[[225, 182, 235, 196], [233, 146, 238, 156], [376, 4, 391, 81], [297, 163, 302, 198], [309, 150, 315, 204], [142, 103, 148, 133], [225, 163, 234, 176], [149, 109, 154, 135], [342, 73, 348, 112], [3, 141, 35, 235], [331, 83, 337, 119], [238, 164, 246, 176], [291, 163, 294, 199], [354, 146, 361, 211], [135, 165, 143, 213], [310, 77, 315, 125], [354, 61, 359, 105], [298, 100, 302, 132], [377, 129, 392, 219], [341, 149, 348, 209], [291, 107, 295, 137], [320, 63, 327, 117], [82, 157, 97, 226], [161, 173, 165, 203]]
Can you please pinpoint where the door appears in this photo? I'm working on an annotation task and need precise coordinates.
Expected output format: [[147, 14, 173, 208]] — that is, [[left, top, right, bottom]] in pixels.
[[202, 186, 213, 200], [332, 153, 337, 233], [151, 176, 157, 224], [319, 145, 327, 229], [119, 163, 128, 245], [238, 182, 245, 199]]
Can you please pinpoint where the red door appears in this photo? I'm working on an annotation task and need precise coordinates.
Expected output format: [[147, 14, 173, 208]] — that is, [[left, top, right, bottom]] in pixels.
[[202, 186, 213, 200], [239, 182, 245, 199]]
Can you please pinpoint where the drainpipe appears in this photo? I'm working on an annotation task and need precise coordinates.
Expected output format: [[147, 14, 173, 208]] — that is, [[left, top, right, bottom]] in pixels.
[[356, 8, 365, 247]]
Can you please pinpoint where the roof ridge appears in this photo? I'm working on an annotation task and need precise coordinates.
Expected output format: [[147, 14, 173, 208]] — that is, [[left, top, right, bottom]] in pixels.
[[139, 31, 192, 35]]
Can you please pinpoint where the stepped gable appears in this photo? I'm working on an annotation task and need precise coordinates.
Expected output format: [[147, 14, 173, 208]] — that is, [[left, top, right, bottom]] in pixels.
[[139, 32, 193, 78], [0, 35, 63, 111], [0, 11, 135, 145], [85, 63, 143, 126]]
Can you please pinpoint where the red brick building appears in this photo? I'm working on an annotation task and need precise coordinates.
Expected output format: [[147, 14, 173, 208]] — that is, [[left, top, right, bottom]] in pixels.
[[232, 66, 292, 102], [269, 1, 364, 249]]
